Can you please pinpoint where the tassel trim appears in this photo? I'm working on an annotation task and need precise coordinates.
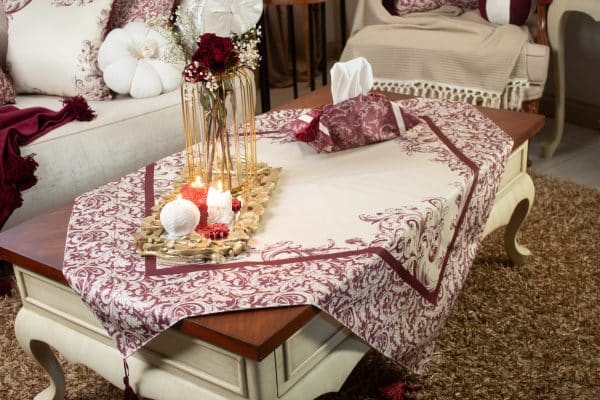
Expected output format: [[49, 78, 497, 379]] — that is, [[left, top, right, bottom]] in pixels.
[[122, 359, 140, 400], [62, 96, 96, 122], [372, 78, 529, 111], [379, 381, 418, 400], [294, 109, 323, 143]]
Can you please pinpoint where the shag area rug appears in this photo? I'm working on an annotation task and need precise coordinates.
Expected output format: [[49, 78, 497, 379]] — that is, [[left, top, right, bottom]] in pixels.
[[1, 173, 599, 400]]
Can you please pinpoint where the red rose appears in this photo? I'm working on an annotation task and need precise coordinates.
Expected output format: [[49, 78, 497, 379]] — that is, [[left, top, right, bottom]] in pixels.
[[192, 33, 239, 74]]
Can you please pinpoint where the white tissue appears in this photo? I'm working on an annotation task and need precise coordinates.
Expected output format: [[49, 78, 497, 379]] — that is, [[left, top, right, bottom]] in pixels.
[[330, 57, 374, 105]]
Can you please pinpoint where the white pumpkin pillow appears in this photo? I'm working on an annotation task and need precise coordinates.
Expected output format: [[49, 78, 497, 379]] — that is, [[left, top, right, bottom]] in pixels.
[[98, 21, 186, 98]]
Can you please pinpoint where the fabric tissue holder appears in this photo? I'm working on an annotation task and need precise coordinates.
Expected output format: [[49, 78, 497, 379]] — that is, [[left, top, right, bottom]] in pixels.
[[283, 57, 419, 153]]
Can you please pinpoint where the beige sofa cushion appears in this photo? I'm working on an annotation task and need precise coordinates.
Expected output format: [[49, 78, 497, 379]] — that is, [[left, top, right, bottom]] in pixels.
[[5, 90, 184, 229], [6, 0, 114, 100]]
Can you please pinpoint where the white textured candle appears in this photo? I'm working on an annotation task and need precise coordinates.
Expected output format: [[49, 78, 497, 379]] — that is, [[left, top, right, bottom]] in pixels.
[[206, 186, 234, 225], [160, 197, 200, 238]]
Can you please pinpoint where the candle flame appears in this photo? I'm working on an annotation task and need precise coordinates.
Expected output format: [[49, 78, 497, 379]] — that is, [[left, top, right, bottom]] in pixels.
[[192, 176, 203, 188]]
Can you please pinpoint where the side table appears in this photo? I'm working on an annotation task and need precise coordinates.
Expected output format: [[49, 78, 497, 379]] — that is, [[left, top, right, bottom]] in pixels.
[[544, 0, 600, 158]]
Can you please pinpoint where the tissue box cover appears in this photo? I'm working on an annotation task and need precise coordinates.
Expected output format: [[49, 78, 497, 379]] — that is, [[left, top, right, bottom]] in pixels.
[[285, 94, 419, 153]]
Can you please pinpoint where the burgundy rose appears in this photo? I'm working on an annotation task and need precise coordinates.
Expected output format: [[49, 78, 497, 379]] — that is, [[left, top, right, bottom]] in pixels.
[[192, 33, 239, 74]]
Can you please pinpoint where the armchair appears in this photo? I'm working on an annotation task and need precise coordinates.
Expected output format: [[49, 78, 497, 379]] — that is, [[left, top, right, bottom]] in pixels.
[[341, 0, 550, 112]]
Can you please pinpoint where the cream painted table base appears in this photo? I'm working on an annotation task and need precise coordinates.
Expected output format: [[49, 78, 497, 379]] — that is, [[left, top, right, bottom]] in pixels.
[[543, 0, 600, 158], [11, 140, 534, 400], [14, 268, 369, 400]]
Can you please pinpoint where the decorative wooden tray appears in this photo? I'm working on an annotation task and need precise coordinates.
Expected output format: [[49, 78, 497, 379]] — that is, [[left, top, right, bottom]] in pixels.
[[134, 164, 281, 263]]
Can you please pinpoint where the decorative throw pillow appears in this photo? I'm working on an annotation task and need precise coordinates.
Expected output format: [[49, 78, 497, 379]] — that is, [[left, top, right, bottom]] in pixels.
[[110, 0, 176, 28], [5, 0, 115, 100], [478, 0, 532, 25], [383, 0, 479, 17], [0, 70, 15, 105]]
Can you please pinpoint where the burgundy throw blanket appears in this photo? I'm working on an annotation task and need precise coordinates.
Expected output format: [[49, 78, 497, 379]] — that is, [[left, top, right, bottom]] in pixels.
[[0, 96, 96, 229]]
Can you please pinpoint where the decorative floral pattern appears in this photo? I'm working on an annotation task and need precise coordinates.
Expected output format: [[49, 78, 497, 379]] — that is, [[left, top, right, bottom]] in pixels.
[[385, 0, 479, 16], [75, 39, 110, 100], [63, 99, 513, 373], [51, 0, 95, 6], [74, 8, 111, 100], [3, 0, 32, 14], [0, 70, 16, 105], [110, 0, 176, 28]]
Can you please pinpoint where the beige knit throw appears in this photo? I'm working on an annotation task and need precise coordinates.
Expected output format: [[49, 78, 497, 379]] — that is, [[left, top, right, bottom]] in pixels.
[[341, 2, 530, 110]]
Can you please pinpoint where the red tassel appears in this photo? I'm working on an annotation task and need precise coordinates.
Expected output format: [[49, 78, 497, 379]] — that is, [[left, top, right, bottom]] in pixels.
[[62, 96, 96, 122], [122, 359, 140, 400], [0, 278, 12, 296], [294, 109, 322, 143], [379, 381, 417, 400]]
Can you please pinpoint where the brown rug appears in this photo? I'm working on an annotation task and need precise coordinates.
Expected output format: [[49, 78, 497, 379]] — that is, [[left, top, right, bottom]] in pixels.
[[1, 173, 599, 400]]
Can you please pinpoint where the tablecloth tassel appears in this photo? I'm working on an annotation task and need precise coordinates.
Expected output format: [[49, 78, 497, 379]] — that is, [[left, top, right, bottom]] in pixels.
[[122, 359, 140, 400], [379, 381, 414, 400]]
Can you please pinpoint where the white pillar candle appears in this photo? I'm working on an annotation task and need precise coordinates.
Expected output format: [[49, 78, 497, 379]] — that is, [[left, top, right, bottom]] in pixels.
[[160, 196, 201, 238], [206, 182, 234, 226]]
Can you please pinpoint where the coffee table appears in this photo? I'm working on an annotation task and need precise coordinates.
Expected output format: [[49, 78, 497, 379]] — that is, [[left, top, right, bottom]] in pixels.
[[0, 88, 544, 400]]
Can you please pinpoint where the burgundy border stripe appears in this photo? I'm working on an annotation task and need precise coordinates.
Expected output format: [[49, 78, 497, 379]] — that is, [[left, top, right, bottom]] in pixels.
[[143, 118, 480, 306], [144, 163, 158, 273], [144, 163, 155, 217], [421, 116, 479, 301]]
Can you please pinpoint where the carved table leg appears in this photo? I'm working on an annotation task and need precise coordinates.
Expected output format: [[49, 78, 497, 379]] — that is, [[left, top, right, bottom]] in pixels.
[[482, 141, 535, 265], [504, 197, 533, 265], [14, 308, 66, 400]]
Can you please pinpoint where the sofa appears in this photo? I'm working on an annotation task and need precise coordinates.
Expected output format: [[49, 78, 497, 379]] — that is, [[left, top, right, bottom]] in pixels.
[[1, 9, 185, 230]]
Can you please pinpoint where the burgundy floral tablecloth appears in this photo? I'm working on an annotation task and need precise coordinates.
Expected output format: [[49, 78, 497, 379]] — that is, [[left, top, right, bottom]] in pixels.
[[63, 98, 513, 373]]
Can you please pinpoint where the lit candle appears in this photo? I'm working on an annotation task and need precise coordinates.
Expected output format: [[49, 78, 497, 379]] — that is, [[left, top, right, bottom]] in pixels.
[[159, 194, 201, 238], [206, 180, 234, 225], [191, 176, 203, 188]]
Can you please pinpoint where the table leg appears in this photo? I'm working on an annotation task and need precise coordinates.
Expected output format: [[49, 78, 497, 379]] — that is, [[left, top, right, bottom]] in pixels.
[[15, 308, 66, 400], [287, 5, 298, 99], [504, 189, 534, 266], [320, 2, 328, 86], [258, 12, 271, 112], [308, 4, 316, 91], [482, 142, 534, 265]]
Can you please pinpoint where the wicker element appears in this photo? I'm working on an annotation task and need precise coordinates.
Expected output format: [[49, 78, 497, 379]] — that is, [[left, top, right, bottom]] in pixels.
[[134, 164, 281, 263], [181, 68, 257, 194]]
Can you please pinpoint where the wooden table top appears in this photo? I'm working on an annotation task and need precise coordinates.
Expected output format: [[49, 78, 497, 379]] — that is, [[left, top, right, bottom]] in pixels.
[[0, 87, 544, 361]]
